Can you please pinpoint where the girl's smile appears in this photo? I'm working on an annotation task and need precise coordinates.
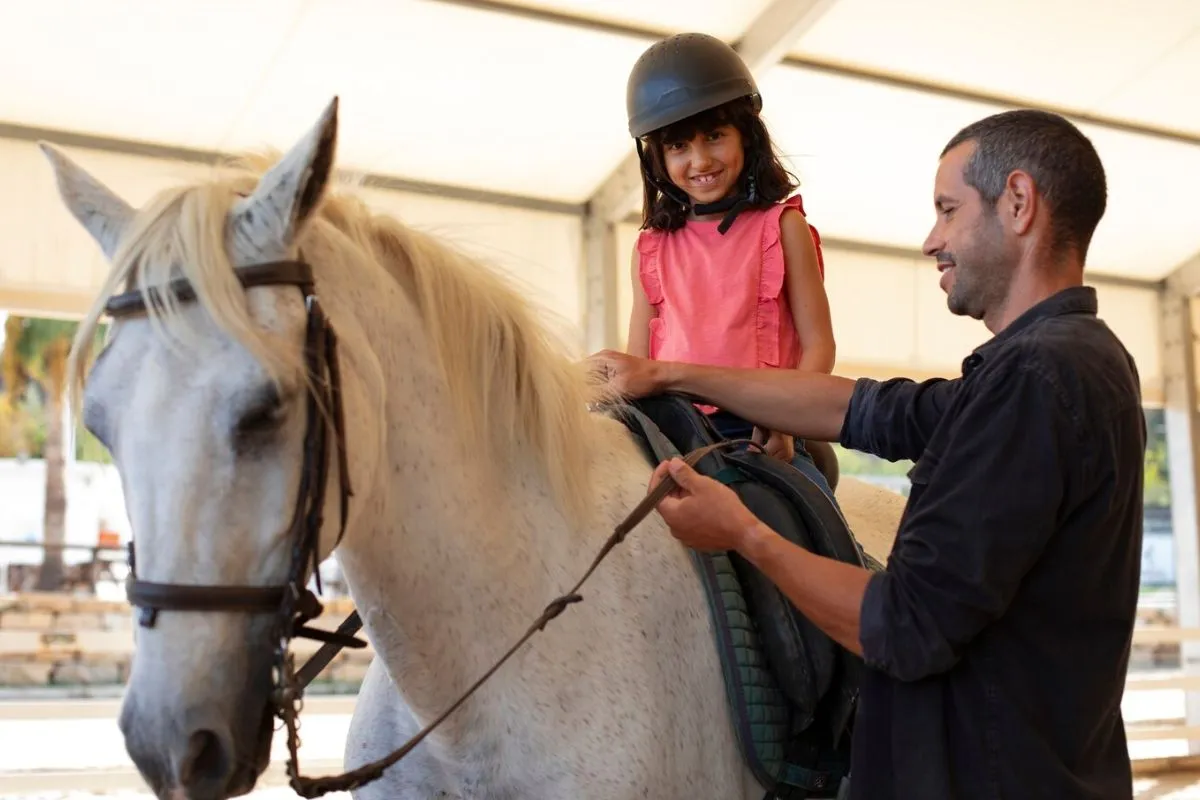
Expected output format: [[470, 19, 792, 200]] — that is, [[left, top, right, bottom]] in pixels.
[[664, 125, 745, 209]]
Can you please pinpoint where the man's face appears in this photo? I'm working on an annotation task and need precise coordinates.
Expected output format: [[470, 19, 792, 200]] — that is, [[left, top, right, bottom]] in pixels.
[[922, 141, 1017, 322]]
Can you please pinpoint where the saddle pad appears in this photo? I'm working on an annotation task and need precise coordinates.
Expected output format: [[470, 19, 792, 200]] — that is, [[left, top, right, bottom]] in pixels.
[[624, 394, 872, 746], [616, 404, 849, 797]]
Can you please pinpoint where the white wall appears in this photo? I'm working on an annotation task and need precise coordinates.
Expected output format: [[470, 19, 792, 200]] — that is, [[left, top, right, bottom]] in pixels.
[[0, 458, 129, 566], [0, 138, 586, 336]]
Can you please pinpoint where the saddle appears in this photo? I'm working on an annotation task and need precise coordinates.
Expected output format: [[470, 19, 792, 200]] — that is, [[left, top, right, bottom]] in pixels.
[[615, 393, 881, 799]]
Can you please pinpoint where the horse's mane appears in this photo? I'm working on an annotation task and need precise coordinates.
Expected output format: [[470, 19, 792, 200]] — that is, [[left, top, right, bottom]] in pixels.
[[69, 151, 616, 523]]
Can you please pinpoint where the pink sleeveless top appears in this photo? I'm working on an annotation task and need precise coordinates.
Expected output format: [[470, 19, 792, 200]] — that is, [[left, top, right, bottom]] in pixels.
[[637, 195, 823, 393]]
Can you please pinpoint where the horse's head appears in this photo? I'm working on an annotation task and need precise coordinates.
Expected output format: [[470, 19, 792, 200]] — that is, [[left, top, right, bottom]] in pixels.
[[43, 99, 370, 798]]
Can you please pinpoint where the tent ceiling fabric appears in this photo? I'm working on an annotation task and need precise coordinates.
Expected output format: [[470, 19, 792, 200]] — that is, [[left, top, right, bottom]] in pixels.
[[3, 0, 1197, 282], [792, 0, 1200, 138]]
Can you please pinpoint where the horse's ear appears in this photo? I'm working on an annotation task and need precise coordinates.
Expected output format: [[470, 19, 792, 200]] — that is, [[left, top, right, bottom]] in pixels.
[[230, 97, 339, 258], [38, 143, 134, 261]]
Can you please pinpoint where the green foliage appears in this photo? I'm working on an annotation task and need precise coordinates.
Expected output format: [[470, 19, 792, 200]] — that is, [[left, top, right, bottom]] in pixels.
[[75, 421, 113, 464], [0, 389, 41, 457], [8, 317, 78, 367], [1, 315, 112, 463], [1143, 407, 1170, 508], [831, 444, 912, 478]]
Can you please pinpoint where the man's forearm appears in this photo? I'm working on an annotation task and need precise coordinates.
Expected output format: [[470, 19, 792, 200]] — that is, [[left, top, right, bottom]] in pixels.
[[736, 521, 871, 655], [657, 362, 856, 441]]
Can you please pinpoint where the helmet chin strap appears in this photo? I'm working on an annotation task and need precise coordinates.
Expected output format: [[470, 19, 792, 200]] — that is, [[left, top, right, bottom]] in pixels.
[[636, 141, 758, 235], [693, 188, 753, 235]]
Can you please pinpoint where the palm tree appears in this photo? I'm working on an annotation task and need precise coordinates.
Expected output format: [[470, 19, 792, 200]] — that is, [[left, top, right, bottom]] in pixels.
[[2, 315, 80, 591]]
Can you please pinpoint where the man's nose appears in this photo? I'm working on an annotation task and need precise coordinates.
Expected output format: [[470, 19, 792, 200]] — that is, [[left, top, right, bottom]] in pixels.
[[922, 226, 942, 259]]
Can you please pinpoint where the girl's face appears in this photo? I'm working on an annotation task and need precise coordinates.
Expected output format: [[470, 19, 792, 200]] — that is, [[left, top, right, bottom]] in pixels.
[[662, 124, 745, 210]]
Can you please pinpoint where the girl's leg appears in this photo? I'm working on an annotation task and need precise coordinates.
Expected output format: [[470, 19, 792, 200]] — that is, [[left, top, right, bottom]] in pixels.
[[788, 438, 839, 505], [790, 440, 879, 569], [804, 439, 840, 494], [709, 411, 840, 504]]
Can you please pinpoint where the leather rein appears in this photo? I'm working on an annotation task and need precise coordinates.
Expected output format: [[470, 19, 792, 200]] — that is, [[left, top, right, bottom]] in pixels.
[[104, 257, 753, 797]]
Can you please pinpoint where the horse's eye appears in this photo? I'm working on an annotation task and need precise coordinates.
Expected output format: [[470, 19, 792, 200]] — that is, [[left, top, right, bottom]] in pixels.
[[235, 386, 285, 437]]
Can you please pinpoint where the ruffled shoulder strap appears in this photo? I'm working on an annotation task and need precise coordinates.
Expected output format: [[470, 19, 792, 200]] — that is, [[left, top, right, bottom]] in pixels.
[[760, 194, 824, 300], [755, 194, 823, 367], [635, 228, 665, 305]]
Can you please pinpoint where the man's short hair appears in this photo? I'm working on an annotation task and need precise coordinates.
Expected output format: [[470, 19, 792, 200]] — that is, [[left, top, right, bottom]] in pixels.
[[943, 109, 1108, 260]]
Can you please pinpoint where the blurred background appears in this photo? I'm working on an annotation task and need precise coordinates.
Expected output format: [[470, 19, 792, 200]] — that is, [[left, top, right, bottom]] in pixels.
[[0, 0, 1197, 796]]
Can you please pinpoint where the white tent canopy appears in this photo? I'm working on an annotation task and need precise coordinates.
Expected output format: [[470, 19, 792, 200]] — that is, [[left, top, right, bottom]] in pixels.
[[2, 0, 1194, 397]]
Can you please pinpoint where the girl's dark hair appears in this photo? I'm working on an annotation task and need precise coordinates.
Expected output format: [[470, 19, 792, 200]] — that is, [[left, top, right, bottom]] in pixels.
[[638, 96, 798, 232]]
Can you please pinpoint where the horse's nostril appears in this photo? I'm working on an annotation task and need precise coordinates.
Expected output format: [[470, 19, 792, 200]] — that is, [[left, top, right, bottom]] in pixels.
[[179, 728, 231, 788]]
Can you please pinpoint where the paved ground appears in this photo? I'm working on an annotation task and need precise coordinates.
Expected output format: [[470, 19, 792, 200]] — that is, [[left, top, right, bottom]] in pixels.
[[0, 686, 1198, 798], [5, 775, 1200, 799], [1135, 774, 1200, 799]]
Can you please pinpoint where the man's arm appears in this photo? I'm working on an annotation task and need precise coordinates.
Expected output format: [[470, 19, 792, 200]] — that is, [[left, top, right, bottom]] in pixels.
[[591, 349, 959, 461], [737, 523, 871, 655], [650, 456, 873, 655], [657, 363, 856, 442], [652, 365, 957, 464], [728, 364, 1073, 682]]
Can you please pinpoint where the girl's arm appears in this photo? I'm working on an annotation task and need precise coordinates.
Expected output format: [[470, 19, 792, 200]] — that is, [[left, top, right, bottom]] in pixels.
[[625, 246, 657, 358], [780, 209, 836, 374]]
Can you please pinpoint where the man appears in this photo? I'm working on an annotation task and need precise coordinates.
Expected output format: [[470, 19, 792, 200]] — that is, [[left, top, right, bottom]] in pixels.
[[591, 109, 1146, 799]]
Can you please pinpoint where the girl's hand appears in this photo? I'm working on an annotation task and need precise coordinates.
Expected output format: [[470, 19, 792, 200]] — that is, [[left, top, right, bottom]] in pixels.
[[753, 426, 795, 462]]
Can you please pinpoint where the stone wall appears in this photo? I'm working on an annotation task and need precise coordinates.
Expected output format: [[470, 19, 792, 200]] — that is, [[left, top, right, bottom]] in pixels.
[[0, 592, 372, 689]]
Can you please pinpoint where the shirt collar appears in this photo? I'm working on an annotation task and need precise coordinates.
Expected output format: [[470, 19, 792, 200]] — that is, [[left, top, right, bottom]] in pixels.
[[962, 285, 1098, 376]]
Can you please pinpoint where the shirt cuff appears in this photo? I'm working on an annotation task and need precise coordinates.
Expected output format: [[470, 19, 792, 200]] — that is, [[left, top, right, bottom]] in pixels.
[[858, 568, 891, 671], [838, 377, 881, 451]]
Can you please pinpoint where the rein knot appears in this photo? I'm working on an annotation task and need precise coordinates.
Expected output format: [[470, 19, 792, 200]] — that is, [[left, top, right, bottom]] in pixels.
[[536, 593, 583, 630]]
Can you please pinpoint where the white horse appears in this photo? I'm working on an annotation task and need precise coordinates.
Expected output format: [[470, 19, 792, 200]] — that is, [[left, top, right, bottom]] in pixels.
[[45, 98, 906, 800]]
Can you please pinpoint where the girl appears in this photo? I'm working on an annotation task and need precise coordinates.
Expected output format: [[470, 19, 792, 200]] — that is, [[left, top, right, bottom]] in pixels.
[[623, 32, 839, 500]]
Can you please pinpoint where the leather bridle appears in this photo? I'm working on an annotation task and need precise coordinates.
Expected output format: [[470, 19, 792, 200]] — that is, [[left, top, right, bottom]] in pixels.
[[103, 256, 753, 797], [104, 258, 368, 791]]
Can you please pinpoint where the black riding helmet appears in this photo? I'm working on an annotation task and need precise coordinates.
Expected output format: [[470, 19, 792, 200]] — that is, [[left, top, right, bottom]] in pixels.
[[626, 33, 763, 233], [626, 32, 761, 138]]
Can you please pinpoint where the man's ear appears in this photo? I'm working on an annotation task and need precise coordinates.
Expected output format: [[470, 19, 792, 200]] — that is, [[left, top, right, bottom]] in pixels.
[[1004, 169, 1037, 236]]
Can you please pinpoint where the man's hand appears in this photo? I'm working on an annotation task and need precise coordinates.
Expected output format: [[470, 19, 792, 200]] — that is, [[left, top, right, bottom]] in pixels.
[[649, 458, 762, 553], [588, 349, 666, 398]]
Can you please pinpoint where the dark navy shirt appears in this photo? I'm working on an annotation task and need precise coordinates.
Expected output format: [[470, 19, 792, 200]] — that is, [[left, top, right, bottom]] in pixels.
[[839, 286, 1145, 800]]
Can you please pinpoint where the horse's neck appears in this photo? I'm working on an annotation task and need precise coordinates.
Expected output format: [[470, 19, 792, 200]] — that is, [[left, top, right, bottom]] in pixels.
[[333, 283, 644, 739]]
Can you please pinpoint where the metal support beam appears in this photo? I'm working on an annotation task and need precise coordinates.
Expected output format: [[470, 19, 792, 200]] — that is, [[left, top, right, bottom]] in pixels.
[[1168, 251, 1200, 298], [0, 120, 583, 218], [1160, 284, 1200, 753], [579, 0, 840, 352], [580, 212, 619, 353]]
